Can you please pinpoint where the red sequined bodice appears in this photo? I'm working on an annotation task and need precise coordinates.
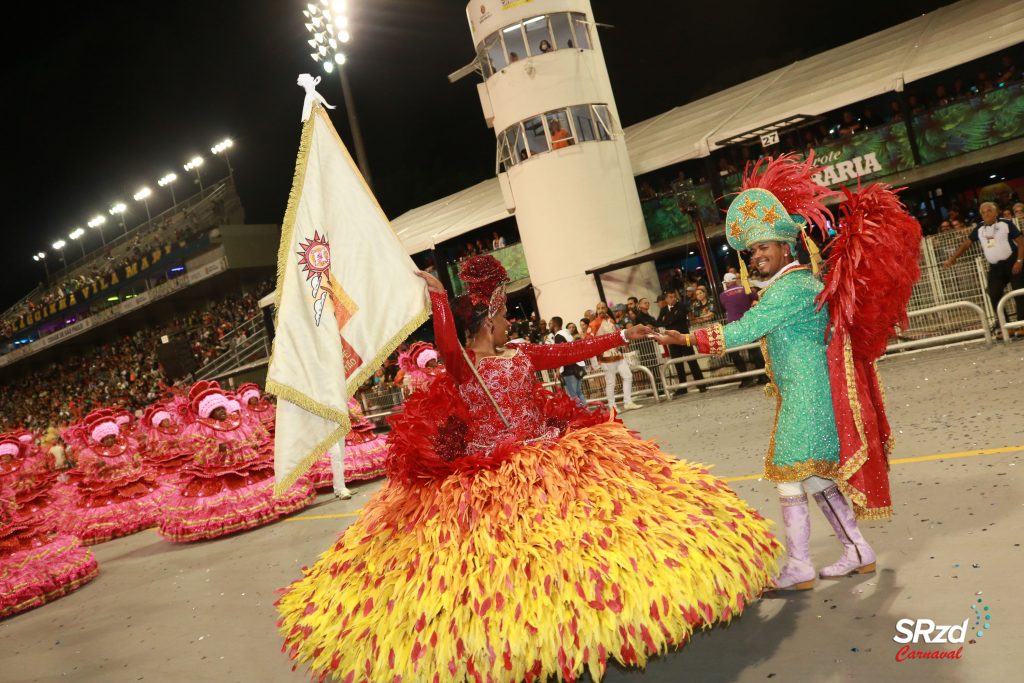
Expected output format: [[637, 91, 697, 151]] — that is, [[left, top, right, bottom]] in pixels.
[[460, 351, 558, 454], [427, 290, 626, 455]]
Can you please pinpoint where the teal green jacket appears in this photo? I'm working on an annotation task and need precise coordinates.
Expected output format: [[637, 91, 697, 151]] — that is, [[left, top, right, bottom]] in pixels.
[[697, 266, 841, 482]]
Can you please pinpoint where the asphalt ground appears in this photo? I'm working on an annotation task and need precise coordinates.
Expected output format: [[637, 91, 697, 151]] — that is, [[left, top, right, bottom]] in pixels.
[[2, 343, 1020, 683]]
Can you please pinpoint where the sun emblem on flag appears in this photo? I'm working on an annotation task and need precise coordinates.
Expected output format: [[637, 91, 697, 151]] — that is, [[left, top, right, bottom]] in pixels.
[[297, 231, 332, 280]]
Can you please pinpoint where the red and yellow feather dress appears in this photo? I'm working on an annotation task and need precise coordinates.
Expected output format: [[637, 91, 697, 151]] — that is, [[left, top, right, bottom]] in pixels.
[[276, 291, 781, 682]]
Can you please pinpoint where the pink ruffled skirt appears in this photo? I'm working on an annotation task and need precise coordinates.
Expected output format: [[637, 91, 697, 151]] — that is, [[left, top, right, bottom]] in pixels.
[[1, 534, 99, 619]]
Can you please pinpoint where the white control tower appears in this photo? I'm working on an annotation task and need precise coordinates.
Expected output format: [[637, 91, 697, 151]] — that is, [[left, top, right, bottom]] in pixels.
[[465, 0, 659, 320]]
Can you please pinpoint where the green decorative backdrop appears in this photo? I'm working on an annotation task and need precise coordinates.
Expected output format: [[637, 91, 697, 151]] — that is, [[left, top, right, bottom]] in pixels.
[[640, 184, 719, 244], [914, 83, 1024, 165], [447, 242, 530, 296]]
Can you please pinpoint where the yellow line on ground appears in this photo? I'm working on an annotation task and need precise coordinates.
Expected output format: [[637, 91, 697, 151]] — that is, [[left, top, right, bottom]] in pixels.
[[889, 444, 1024, 464], [282, 511, 363, 522], [721, 444, 1024, 483], [282, 445, 1024, 522]]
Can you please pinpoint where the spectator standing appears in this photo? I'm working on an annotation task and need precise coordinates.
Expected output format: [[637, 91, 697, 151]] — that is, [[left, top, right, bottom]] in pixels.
[[593, 306, 640, 411], [656, 290, 705, 396], [635, 298, 657, 326], [491, 232, 506, 250], [719, 273, 766, 388], [688, 286, 717, 329], [944, 201, 1024, 328], [550, 317, 586, 407], [1012, 202, 1024, 231]]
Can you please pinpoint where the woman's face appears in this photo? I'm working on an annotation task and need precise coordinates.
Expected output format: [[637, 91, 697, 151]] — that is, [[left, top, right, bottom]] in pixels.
[[696, 287, 708, 302], [490, 306, 510, 346], [210, 407, 227, 421], [567, 323, 578, 335], [101, 434, 117, 447]]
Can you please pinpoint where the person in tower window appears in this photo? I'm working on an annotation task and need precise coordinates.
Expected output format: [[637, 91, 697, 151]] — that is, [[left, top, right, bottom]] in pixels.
[[549, 119, 573, 149], [944, 201, 1024, 327]]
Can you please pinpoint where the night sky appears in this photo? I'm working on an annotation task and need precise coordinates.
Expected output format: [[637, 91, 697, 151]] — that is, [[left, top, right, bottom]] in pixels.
[[2, 0, 954, 310]]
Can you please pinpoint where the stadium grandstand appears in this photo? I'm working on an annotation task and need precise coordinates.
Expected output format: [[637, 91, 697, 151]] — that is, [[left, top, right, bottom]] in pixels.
[[0, 176, 279, 432]]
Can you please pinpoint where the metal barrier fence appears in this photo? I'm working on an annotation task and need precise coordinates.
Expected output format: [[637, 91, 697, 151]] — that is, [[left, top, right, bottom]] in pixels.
[[194, 313, 272, 382], [359, 385, 406, 429], [997, 287, 1024, 343]]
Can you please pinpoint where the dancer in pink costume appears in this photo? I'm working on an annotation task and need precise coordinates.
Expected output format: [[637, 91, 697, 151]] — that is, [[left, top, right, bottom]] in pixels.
[[138, 403, 194, 484], [158, 381, 315, 542], [0, 478, 99, 620], [0, 434, 62, 533], [397, 340, 444, 395], [61, 410, 164, 545], [306, 398, 389, 491]]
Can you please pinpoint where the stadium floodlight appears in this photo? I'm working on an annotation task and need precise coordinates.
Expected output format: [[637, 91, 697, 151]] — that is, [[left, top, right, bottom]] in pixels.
[[134, 186, 153, 223], [98, 209, 119, 241], [184, 156, 205, 190], [52, 239, 67, 268], [33, 251, 49, 278], [69, 227, 87, 258], [158, 172, 178, 206], [301, 0, 369, 188], [211, 138, 235, 177]]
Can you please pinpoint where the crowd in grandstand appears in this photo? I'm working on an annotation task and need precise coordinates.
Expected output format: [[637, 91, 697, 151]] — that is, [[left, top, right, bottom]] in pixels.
[[639, 48, 1021, 198], [0, 281, 271, 432], [1, 191, 229, 339]]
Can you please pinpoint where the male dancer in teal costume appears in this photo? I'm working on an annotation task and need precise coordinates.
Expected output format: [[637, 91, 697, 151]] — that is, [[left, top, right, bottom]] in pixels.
[[655, 164, 879, 591]]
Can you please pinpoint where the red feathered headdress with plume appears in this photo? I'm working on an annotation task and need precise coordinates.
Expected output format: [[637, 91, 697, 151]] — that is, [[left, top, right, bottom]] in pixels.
[[817, 183, 922, 361], [739, 151, 841, 239]]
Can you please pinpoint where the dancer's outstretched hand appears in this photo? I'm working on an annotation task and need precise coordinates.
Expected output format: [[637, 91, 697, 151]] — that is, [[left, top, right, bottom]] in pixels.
[[650, 330, 690, 346], [415, 271, 445, 294], [624, 324, 654, 341]]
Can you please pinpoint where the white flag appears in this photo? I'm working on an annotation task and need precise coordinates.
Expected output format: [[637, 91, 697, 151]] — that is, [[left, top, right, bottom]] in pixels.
[[266, 103, 429, 495]]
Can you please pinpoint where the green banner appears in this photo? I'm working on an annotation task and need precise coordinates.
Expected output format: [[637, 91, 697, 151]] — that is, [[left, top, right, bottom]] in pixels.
[[447, 242, 529, 296], [914, 82, 1024, 165], [719, 120, 915, 193], [809, 120, 915, 186]]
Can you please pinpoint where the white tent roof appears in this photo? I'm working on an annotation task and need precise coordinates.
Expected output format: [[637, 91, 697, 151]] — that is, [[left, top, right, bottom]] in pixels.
[[627, 0, 1024, 174], [392, 0, 1024, 251], [392, 178, 507, 254]]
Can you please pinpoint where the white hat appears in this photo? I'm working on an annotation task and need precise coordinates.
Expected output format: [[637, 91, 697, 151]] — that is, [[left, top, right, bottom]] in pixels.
[[723, 272, 739, 283]]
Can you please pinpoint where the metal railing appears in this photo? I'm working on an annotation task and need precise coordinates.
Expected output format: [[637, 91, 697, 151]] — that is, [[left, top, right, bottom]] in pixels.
[[997, 288, 1024, 343], [193, 313, 271, 382], [886, 301, 991, 352], [659, 341, 766, 399]]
